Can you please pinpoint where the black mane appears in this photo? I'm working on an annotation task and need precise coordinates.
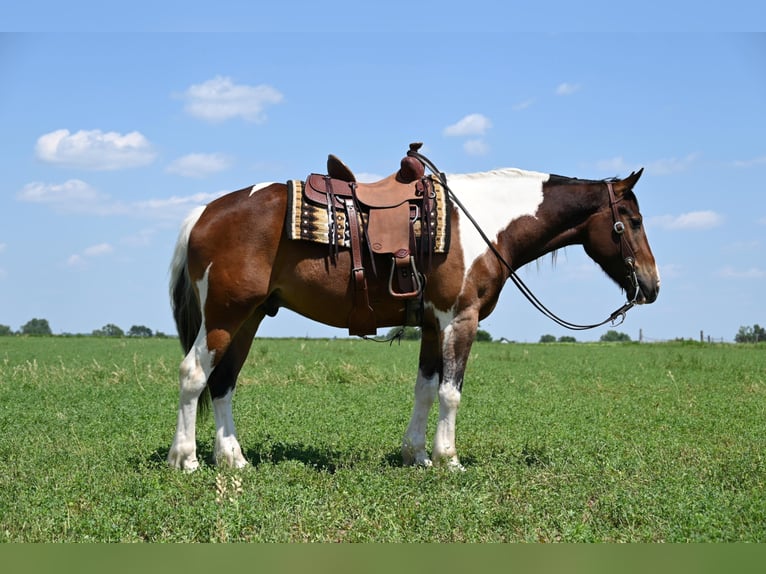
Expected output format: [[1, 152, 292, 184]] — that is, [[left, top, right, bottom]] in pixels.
[[547, 173, 620, 186]]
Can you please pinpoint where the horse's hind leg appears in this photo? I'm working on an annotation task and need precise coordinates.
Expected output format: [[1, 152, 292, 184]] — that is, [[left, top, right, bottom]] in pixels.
[[168, 327, 215, 471], [207, 310, 265, 468]]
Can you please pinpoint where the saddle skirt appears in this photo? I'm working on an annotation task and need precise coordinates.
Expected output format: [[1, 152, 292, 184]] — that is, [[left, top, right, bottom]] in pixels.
[[286, 176, 450, 253]]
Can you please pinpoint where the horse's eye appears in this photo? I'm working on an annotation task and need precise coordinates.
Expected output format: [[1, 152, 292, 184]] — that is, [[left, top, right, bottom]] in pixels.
[[630, 217, 642, 230]]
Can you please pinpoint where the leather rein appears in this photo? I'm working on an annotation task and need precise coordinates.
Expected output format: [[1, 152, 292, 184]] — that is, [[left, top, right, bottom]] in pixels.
[[407, 149, 640, 331]]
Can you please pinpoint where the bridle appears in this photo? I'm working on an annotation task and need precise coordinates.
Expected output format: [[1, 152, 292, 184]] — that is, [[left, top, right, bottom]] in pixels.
[[408, 149, 641, 331], [606, 181, 641, 307]]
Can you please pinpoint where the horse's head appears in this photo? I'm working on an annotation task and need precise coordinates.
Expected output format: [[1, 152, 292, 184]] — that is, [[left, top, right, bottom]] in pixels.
[[583, 169, 660, 305]]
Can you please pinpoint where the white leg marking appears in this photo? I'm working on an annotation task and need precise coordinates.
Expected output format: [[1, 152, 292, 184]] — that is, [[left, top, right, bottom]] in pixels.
[[433, 381, 464, 471], [432, 322, 465, 471], [168, 265, 216, 471], [402, 369, 438, 467], [213, 389, 248, 468]]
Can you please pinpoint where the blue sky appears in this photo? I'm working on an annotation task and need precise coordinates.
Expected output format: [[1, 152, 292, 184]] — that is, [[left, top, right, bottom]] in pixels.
[[1, 4, 764, 342]]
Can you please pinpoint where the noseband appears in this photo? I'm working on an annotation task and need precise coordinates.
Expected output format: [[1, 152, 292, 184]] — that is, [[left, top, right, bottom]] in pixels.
[[606, 182, 641, 305]]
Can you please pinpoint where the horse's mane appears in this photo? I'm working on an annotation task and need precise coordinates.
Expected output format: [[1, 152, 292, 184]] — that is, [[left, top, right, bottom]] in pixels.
[[547, 173, 620, 185]]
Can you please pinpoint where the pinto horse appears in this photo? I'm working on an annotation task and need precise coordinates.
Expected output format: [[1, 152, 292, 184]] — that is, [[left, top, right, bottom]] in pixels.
[[167, 157, 660, 471]]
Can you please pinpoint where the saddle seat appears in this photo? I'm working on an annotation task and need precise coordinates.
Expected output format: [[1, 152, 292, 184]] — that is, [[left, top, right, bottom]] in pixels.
[[327, 142, 426, 186], [301, 143, 436, 337]]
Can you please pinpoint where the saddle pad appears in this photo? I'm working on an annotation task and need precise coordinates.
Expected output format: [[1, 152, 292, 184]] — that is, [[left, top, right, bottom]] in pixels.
[[286, 177, 450, 253]]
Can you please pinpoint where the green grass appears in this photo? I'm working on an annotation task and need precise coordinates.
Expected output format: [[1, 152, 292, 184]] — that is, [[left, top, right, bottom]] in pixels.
[[0, 336, 764, 542]]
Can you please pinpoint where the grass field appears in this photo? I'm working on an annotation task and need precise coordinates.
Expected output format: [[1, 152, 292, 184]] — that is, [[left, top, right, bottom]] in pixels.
[[0, 336, 764, 542]]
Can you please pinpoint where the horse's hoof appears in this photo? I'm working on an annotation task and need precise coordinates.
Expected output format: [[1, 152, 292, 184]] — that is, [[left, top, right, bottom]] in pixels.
[[169, 456, 200, 472], [168, 446, 200, 472], [414, 457, 433, 468], [433, 455, 465, 472], [215, 446, 249, 469]]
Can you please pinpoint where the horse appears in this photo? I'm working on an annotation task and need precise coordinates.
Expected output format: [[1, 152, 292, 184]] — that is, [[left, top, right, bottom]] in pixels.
[[166, 152, 660, 471]]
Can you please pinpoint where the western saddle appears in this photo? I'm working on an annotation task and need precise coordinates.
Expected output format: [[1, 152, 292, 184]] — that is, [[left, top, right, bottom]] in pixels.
[[302, 143, 438, 336]]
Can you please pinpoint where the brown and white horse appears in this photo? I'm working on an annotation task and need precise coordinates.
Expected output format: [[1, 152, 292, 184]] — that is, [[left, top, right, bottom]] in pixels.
[[167, 163, 659, 471]]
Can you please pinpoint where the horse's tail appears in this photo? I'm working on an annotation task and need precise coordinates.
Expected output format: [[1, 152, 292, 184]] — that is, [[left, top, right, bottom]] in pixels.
[[169, 205, 212, 416], [169, 205, 206, 354]]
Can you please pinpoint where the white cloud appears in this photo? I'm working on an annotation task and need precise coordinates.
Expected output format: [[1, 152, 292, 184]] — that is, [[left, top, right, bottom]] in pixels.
[[36, 129, 156, 170], [166, 153, 232, 178], [121, 228, 157, 248], [182, 76, 283, 123], [66, 243, 114, 268], [556, 82, 581, 96], [463, 139, 490, 156], [18, 178, 223, 222], [66, 254, 85, 268], [646, 153, 699, 175], [731, 155, 766, 168], [723, 240, 761, 253], [717, 266, 766, 279], [83, 243, 113, 257], [18, 179, 104, 204], [355, 172, 385, 184], [595, 156, 633, 174], [512, 98, 535, 111], [444, 113, 492, 137], [133, 192, 222, 213], [648, 210, 723, 230]]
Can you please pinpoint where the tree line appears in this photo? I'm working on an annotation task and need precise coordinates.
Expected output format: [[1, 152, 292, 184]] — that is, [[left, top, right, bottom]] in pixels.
[[0, 318, 168, 338], [1, 318, 764, 343]]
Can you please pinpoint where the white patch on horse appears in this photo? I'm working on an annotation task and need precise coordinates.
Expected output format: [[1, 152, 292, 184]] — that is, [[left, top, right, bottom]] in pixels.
[[169, 205, 205, 303], [434, 379, 463, 470], [213, 388, 248, 468], [429, 305, 456, 330], [249, 182, 275, 197], [168, 264, 216, 471], [432, 320, 465, 470], [447, 169, 549, 279], [402, 368, 439, 467]]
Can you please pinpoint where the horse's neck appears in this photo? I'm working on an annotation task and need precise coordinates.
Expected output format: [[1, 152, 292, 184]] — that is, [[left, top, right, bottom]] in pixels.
[[500, 181, 603, 268]]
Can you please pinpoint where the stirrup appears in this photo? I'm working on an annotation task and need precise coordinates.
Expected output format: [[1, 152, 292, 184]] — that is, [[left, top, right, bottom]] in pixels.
[[388, 257, 422, 299]]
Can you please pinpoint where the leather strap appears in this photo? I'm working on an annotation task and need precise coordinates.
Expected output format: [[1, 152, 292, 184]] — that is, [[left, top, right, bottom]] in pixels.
[[606, 182, 637, 266], [344, 198, 376, 336]]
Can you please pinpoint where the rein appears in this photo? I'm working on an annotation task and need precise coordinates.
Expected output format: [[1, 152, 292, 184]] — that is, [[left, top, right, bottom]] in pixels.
[[407, 149, 638, 331]]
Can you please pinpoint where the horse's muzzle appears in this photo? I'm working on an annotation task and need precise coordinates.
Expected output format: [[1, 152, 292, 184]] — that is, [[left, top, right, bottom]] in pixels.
[[634, 271, 660, 305]]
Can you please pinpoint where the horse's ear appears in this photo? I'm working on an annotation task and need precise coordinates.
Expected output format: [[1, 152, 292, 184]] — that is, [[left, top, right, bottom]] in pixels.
[[615, 167, 644, 195]]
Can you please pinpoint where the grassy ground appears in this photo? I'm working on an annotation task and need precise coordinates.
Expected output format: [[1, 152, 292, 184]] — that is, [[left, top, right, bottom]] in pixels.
[[0, 336, 764, 542]]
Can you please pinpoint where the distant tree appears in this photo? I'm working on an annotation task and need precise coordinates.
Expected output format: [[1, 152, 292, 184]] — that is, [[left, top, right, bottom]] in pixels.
[[0, 324, 13, 336], [20, 318, 52, 336], [735, 324, 766, 343], [600, 330, 631, 342], [476, 329, 493, 342], [93, 323, 124, 337], [384, 326, 421, 340], [128, 325, 153, 338], [539, 334, 556, 343], [558, 336, 577, 343]]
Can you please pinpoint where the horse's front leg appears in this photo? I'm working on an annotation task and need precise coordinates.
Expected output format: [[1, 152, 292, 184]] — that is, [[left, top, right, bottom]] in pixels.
[[401, 368, 439, 467], [432, 312, 477, 471], [402, 326, 443, 467]]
